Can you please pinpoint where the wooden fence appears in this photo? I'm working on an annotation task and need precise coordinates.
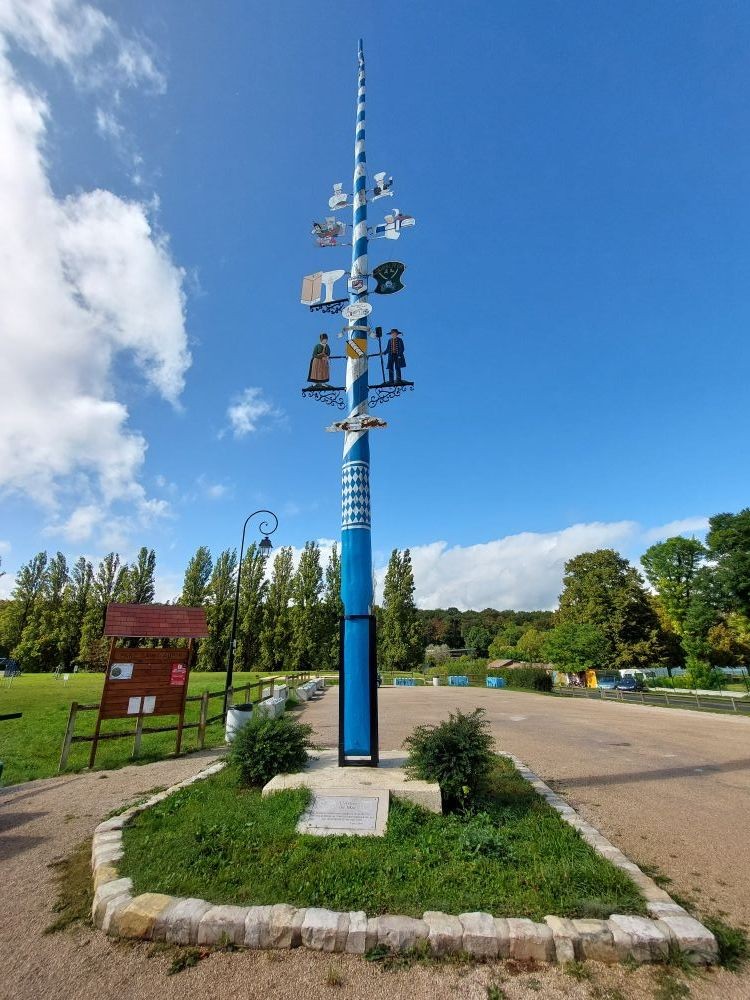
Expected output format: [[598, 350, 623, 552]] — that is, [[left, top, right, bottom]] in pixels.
[[58, 671, 312, 771]]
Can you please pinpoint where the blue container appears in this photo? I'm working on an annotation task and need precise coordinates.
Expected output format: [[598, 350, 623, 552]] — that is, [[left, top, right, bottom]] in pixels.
[[394, 677, 416, 687], [448, 675, 470, 686], [486, 676, 507, 689]]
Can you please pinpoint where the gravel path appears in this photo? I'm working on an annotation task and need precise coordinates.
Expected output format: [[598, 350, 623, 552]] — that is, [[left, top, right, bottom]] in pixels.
[[0, 691, 747, 1000]]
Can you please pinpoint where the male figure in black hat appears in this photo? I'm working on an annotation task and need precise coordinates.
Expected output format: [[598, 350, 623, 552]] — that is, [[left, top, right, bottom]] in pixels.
[[386, 328, 405, 384]]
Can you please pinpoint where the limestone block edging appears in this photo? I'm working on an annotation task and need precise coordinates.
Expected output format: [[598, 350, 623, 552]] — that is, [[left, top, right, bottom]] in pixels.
[[89, 755, 718, 966]]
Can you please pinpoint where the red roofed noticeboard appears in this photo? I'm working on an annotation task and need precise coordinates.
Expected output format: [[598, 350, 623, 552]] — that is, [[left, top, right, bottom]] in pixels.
[[87, 604, 209, 768]]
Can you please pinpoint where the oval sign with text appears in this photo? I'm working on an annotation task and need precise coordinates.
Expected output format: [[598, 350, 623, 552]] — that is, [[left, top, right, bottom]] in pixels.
[[341, 301, 373, 321]]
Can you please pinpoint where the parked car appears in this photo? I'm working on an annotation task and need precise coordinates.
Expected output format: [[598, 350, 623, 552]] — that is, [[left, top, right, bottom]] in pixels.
[[595, 674, 619, 690], [615, 675, 645, 692]]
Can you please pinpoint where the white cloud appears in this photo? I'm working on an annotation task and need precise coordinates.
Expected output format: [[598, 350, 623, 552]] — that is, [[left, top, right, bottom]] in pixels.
[[224, 387, 283, 438], [370, 517, 709, 611], [0, 1, 189, 547], [642, 516, 709, 544], [0, 0, 165, 91]]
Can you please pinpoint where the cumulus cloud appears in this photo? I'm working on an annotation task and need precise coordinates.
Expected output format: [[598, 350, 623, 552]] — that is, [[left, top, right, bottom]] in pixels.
[[0, 1, 189, 545], [371, 517, 709, 611], [224, 387, 283, 438]]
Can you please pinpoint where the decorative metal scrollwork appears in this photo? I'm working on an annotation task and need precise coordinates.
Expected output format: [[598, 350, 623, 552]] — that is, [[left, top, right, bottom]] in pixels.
[[309, 299, 347, 315], [368, 382, 415, 408], [302, 386, 347, 409]]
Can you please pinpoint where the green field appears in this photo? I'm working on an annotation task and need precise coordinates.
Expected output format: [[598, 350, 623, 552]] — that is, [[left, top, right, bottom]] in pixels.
[[0, 671, 263, 786]]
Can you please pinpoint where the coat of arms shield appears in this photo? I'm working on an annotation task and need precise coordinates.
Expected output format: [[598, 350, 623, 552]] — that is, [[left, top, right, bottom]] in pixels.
[[372, 261, 405, 295]]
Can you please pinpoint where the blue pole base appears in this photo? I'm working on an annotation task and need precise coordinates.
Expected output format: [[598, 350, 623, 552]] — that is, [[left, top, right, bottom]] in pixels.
[[338, 614, 379, 766]]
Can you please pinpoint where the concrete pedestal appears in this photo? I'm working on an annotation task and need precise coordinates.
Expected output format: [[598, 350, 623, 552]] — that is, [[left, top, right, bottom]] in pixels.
[[262, 749, 442, 814]]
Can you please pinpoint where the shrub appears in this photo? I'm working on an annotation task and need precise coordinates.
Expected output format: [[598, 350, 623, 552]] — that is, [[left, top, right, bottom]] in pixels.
[[229, 713, 314, 787], [486, 666, 552, 692], [403, 707, 495, 809]]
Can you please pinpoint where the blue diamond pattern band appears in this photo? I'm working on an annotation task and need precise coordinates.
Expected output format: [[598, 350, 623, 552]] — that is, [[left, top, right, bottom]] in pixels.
[[341, 459, 371, 530]]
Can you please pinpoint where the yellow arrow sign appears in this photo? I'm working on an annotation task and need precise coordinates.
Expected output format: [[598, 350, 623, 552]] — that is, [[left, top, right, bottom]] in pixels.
[[346, 337, 368, 360]]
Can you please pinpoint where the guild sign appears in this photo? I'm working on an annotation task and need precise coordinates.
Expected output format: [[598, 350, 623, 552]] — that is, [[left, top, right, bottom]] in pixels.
[[373, 209, 415, 241], [345, 337, 368, 359], [328, 182, 349, 210], [372, 261, 405, 295], [312, 217, 346, 247], [342, 301, 373, 321], [301, 269, 346, 306], [348, 275, 367, 295]]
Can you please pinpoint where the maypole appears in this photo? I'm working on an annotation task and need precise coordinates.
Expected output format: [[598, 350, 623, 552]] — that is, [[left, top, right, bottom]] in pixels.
[[300, 40, 416, 767], [339, 39, 376, 763]]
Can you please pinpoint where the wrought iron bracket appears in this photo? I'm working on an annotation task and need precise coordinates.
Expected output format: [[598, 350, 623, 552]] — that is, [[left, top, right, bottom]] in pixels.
[[309, 299, 347, 315], [368, 381, 415, 407], [301, 385, 346, 409]]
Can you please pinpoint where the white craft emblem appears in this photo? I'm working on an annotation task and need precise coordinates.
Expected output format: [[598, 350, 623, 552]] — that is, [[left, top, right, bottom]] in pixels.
[[342, 301, 373, 321], [328, 183, 349, 210], [371, 171, 394, 201], [301, 269, 346, 305]]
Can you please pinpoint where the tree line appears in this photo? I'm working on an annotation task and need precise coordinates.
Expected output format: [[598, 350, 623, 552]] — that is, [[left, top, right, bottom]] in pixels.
[[1, 506, 747, 677]]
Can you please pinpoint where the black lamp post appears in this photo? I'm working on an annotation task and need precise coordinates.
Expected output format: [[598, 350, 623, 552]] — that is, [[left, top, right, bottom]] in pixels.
[[223, 509, 278, 719]]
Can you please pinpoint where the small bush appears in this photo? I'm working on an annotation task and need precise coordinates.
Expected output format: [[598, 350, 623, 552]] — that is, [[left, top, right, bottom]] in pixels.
[[403, 707, 495, 809], [229, 713, 314, 787]]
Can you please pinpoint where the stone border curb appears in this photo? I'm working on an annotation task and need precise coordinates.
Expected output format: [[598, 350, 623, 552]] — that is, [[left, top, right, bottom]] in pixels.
[[90, 754, 717, 966]]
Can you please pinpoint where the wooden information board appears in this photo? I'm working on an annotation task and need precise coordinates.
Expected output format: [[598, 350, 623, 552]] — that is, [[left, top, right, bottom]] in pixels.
[[86, 603, 208, 768]]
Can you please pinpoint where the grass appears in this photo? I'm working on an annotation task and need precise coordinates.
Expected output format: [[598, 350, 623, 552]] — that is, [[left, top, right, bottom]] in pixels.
[[45, 839, 93, 933], [120, 757, 645, 921], [0, 670, 262, 785]]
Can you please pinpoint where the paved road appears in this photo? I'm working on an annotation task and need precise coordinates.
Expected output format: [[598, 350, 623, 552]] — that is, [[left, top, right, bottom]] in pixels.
[[304, 686, 750, 928]]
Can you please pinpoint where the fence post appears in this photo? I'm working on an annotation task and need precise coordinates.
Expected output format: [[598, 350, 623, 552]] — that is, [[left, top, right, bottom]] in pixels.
[[133, 712, 144, 758], [58, 701, 78, 772], [198, 690, 209, 748], [731, 697, 737, 713], [664, 689, 670, 706]]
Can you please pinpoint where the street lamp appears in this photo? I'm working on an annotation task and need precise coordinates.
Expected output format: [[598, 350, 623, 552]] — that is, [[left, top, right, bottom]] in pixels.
[[223, 509, 278, 718]]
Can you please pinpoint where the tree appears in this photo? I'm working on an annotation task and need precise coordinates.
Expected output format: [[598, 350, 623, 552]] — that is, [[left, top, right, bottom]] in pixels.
[[260, 547, 295, 671], [514, 627, 547, 663], [180, 546, 213, 606], [557, 549, 668, 670], [60, 557, 93, 668], [379, 549, 422, 670], [463, 624, 492, 657], [1, 551, 49, 652], [79, 553, 125, 668], [641, 537, 707, 631], [236, 543, 267, 672], [706, 613, 750, 669], [543, 621, 609, 672], [291, 541, 324, 669], [321, 544, 343, 670], [12, 552, 69, 671], [706, 509, 750, 617], [201, 549, 238, 672], [120, 547, 156, 603]]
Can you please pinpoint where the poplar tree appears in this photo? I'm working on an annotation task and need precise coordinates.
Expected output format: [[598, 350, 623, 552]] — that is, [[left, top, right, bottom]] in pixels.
[[201, 548, 238, 671], [260, 547, 294, 671], [291, 541, 324, 669], [13, 552, 69, 671], [379, 548, 422, 670], [180, 546, 213, 606], [79, 553, 124, 667], [236, 542, 268, 672], [60, 557, 94, 667], [1, 551, 49, 653], [119, 547, 156, 603], [321, 544, 343, 669]]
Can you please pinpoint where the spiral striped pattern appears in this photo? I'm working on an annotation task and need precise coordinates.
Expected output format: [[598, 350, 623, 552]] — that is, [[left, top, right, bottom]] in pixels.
[[340, 39, 375, 758]]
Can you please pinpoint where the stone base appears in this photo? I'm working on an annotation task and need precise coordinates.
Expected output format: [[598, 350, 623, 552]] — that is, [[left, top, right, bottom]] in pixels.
[[262, 749, 442, 814]]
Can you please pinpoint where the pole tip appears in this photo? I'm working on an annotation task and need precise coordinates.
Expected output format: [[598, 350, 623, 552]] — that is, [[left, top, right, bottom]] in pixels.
[[358, 38, 364, 54]]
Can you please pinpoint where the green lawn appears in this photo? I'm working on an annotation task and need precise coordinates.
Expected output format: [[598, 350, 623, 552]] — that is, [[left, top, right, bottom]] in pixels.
[[0, 671, 262, 786], [120, 758, 646, 921]]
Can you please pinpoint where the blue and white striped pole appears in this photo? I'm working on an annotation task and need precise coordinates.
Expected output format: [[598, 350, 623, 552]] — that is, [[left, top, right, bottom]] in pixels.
[[340, 39, 377, 763]]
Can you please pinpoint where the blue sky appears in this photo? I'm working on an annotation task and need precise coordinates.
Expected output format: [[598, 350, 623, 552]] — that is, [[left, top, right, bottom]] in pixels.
[[0, 1, 747, 608]]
